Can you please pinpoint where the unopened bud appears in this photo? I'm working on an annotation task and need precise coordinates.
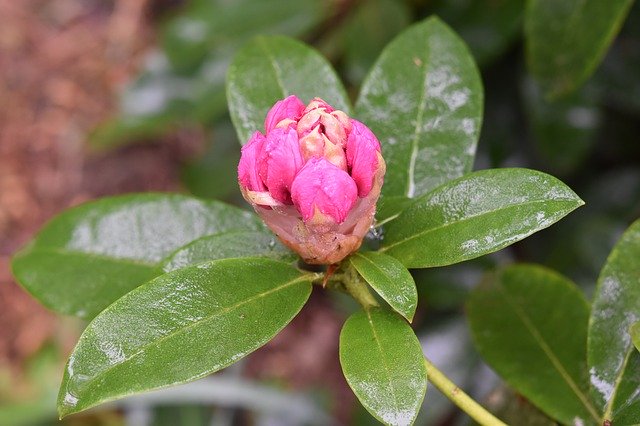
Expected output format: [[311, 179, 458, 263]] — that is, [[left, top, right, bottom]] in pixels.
[[237, 95, 386, 264]]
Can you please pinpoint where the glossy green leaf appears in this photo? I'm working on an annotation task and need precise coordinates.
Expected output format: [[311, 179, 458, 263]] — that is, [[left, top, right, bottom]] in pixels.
[[227, 35, 351, 144], [11, 194, 262, 318], [380, 168, 584, 268], [588, 219, 640, 424], [162, 230, 296, 272], [525, 0, 635, 98], [375, 195, 413, 226], [467, 264, 599, 425], [339, 308, 427, 426], [356, 17, 483, 201], [348, 252, 417, 322], [57, 258, 313, 417]]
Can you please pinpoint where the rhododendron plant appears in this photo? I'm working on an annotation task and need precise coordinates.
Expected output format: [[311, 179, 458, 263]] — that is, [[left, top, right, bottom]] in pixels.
[[13, 15, 628, 426], [238, 95, 385, 264]]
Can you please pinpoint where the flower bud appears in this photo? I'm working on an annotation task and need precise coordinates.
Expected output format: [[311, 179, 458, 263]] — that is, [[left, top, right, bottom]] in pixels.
[[237, 95, 386, 264]]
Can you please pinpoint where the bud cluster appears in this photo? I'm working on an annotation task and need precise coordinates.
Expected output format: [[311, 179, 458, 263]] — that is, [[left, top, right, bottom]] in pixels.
[[238, 95, 385, 264]]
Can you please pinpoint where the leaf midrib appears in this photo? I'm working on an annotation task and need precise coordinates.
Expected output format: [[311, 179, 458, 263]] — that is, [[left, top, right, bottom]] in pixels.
[[497, 280, 600, 422], [258, 36, 289, 99], [380, 197, 579, 252], [602, 347, 634, 422], [71, 275, 310, 392], [406, 35, 431, 198], [366, 310, 403, 419]]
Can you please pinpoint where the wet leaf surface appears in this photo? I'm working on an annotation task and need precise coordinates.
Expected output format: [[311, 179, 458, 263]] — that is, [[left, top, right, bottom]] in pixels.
[[162, 230, 296, 272], [57, 258, 313, 417], [356, 17, 483, 203], [588, 219, 640, 424], [468, 264, 599, 425], [227, 35, 351, 144], [380, 168, 584, 268], [340, 308, 427, 426], [348, 252, 417, 321], [12, 194, 261, 318]]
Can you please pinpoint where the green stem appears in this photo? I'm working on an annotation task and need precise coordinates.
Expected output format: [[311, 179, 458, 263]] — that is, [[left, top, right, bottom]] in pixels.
[[343, 265, 379, 309], [424, 357, 507, 426]]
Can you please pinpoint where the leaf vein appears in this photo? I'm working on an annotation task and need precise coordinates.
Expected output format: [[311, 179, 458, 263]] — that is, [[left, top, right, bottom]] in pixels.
[[497, 280, 600, 422]]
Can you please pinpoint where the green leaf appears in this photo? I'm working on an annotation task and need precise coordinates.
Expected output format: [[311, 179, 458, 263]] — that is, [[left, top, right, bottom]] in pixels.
[[340, 0, 411, 85], [380, 168, 584, 268], [432, 0, 525, 66], [631, 323, 640, 354], [57, 258, 313, 417], [181, 122, 241, 200], [375, 195, 413, 226], [525, 0, 635, 98], [227, 35, 351, 144], [161, 0, 325, 73], [356, 16, 483, 201], [522, 79, 601, 174], [162, 230, 296, 272], [467, 264, 599, 425], [348, 252, 417, 321], [588, 218, 640, 424], [339, 308, 427, 426], [11, 194, 262, 318], [593, 1, 640, 113]]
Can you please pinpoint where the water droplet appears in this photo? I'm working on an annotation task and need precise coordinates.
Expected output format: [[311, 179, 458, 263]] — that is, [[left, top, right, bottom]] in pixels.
[[62, 391, 79, 407]]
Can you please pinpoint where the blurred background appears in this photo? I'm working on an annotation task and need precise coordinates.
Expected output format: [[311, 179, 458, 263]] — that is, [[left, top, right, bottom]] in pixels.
[[1, 0, 639, 425]]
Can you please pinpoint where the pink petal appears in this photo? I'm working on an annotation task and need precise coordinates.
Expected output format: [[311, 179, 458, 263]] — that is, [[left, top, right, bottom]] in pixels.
[[304, 97, 334, 114], [258, 127, 304, 204], [346, 120, 381, 197], [238, 131, 267, 191], [264, 95, 305, 133], [291, 157, 357, 223]]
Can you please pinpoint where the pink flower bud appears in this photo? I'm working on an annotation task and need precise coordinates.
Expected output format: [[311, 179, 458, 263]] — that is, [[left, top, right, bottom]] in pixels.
[[237, 96, 386, 264], [347, 120, 381, 197], [264, 95, 305, 133], [291, 157, 357, 223]]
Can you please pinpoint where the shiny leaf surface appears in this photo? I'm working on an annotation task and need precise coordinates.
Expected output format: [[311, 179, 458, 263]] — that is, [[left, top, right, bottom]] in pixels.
[[162, 230, 296, 272], [348, 252, 417, 321], [12, 194, 262, 318], [340, 308, 427, 426], [467, 264, 599, 425], [380, 168, 584, 268], [57, 258, 313, 417], [588, 219, 640, 424], [227, 35, 351, 144], [356, 17, 483, 200], [525, 0, 634, 97]]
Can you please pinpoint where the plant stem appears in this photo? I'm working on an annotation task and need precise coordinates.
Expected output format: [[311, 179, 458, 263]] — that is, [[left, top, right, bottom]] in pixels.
[[423, 357, 507, 426], [343, 265, 379, 309]]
